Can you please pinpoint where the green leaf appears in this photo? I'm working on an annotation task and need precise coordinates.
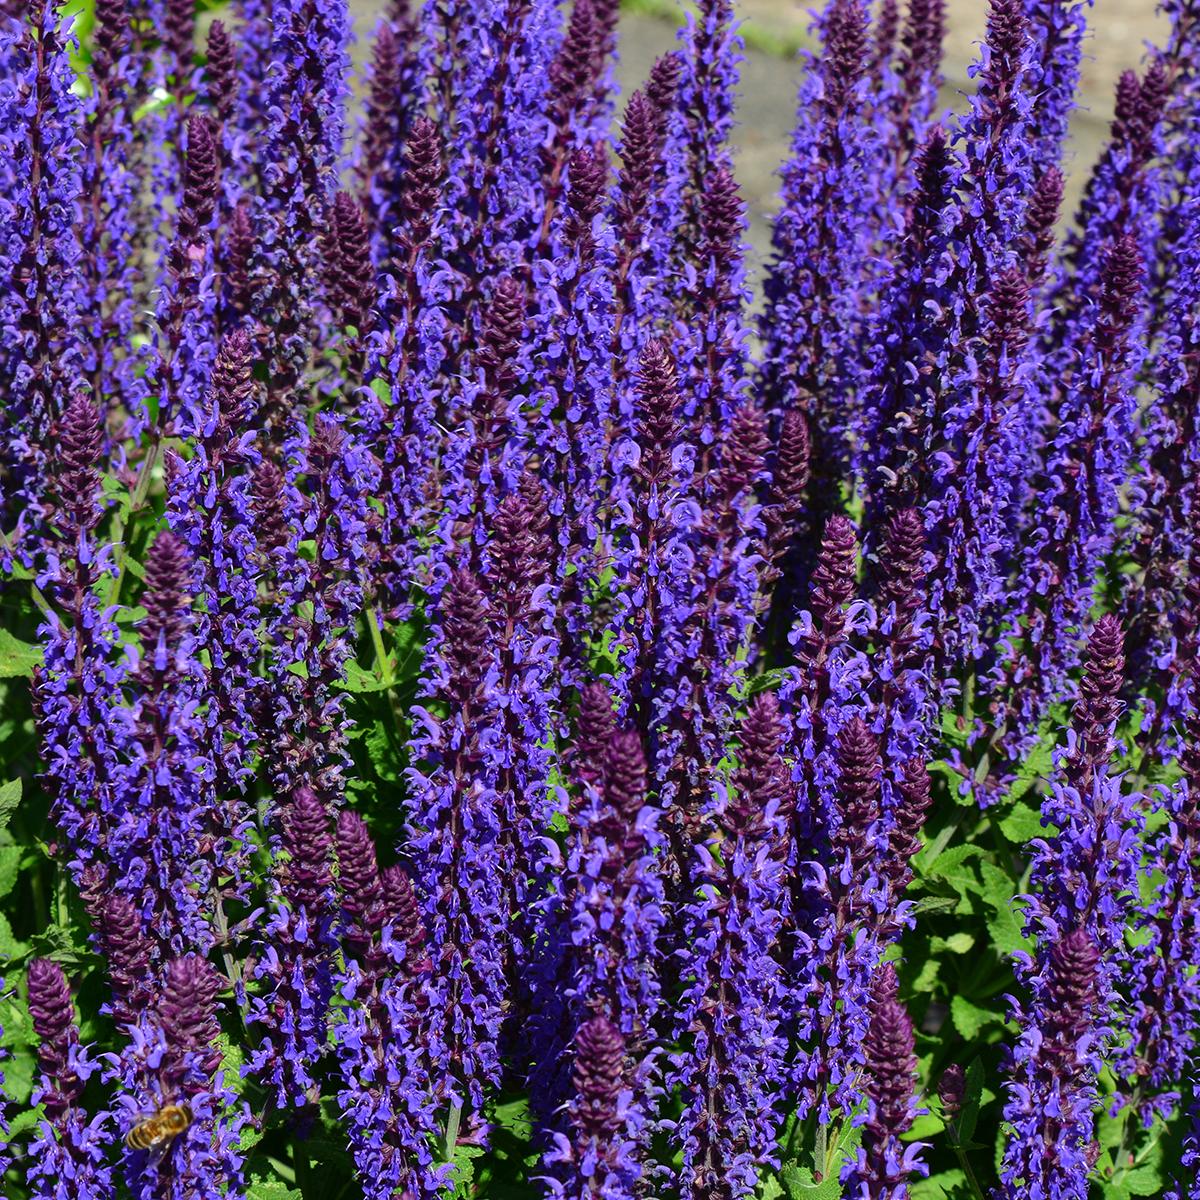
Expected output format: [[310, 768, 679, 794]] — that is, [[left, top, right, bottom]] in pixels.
[[0, 844, 21, 899], [998, 800, 1047, 842], [922, 844, 984, 879], [778, 1164, 842, 1199], [0, 911, 30, 962], [4, 1105, 45, 1140], [0, 629, 43, 678], [491, 1096, 533, 1141], [449, 1144, 486, 1198], [911, 1169, 967, 1199], [245, 1175, 302, 1200], [930, 932, 975, 955], [907, 1112, 945, 1139], [956, 1059, 986, 1148], [977, 862, 1032, 955], [338, 659, 401, 694], [950, 994, 1001, 1040], [0, 778, 21, 832]]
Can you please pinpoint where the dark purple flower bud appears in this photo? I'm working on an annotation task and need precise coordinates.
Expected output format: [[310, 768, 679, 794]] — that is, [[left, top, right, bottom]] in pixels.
[[166, 0, 195, 81], [205, 19, 236, 125], [984, 0, 1028, 77], [1041, 927, 1102, 1070], [615, 90, 662, 238], [548, 0, 601, 124], [478, 276, 527, 380], [1023, 167, 1064, 284], [699, 164, 744, 268], [97, 894, 154, 1026], [1099, 233, 1144, 333], [833, 716, 883, 881], [763, 408, 812, 571], [986, 266, 1032, 361], [380, 864, 427, 966], [871, 0, 899, 75], [324, 190, 376, 332], [251, 459, 289, 556], [440, 568, 492, 705], [178, 115, 219, 249], [208, 325, 256, 437], [397, 116, 443, 243], [715, 402, 769, 501], [727, 691, 793, 841], [877, 506, 924, 628], [634, 339, 683, 489], [336, 808, 385, 960], [797, 515, 859, 691], [28, 958, 79, 1111], [571, 1015, 624, 1141], [50, 393, 104, 537], [842, 967, 922, 1194], [1067, 614, 1125, 790], [899, 0, 946, 89], [566, 145, 608, 246], [159, 953, 223, 1091], [939, 1063, 966, 1120], [489, 490, 551, 629], [91, 0, 129, 82], [824, 0, 870, 110], [604, 727, 648, 825], [645, 50, 684, 126], [282, 786, 335, 916], [222, 197, 256, 314], [575, 681, 618, 791], [137, 530, 192, 676], [886, 758, 932, 890]]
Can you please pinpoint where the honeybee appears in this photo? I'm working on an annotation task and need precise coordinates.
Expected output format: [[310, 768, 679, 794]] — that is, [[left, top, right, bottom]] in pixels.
[[124, 1102, 193, 1152]]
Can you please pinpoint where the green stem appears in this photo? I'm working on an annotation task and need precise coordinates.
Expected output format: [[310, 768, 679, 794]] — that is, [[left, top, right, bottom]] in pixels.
[[814, 1120, 828, 1180], [105, 438, 162, 608], [953, 1145, 987, 1200], [443, 1102, 462, 1163]]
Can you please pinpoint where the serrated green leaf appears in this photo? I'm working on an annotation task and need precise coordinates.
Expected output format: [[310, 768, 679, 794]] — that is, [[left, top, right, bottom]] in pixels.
[[338, 659, 400, 693], [779, 1164, 841, 1199], [923, 844, 984, 878], [931, 932, 975, 955], [0, 911, 30, 962], [0, 844, 22, 898], [0, 779, 21, 832], [4, 1105, 45, 1139], [998, 800, 1047, 842], [907, 1111, 945, 1139], [910, 1169, 966, 1199], [0, 629, 43, 678], [245, 1175, 302, 1200], [951, 995, 1001, 1040], [977, 862, 1032, 955], [449, 1144, 486, 1198]]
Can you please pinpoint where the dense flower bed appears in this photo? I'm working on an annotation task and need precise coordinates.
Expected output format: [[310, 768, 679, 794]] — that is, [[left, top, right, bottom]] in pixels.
[[1, 0, 1199, 1197]]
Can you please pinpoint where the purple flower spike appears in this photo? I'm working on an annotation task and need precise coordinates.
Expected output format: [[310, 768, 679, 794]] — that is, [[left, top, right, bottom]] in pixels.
[[545, 1016, 639, 1199], [247, 786, 337, 1108], [841, 966, 926, 1198], [1000, 928, 1103, 1200], [27, 958, 115, 1200]]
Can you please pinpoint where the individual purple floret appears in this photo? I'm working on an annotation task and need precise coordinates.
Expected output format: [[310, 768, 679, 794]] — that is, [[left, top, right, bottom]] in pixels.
[[26, 958, 115, 1200]]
